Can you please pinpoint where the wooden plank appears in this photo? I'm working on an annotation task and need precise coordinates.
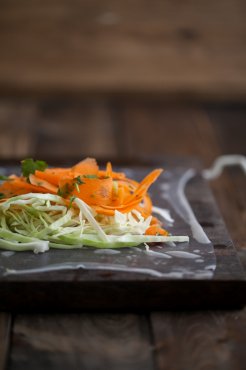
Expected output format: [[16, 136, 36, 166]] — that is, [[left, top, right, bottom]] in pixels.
[[0, 99, 117, 159], [206, 106, 246, 156], [117, 104, 222, 165], [151, 308, 246, 370], [0, 1, 246, 100], [0, 100, 37, 158], [0, 99, 244, 163], [35, 100, 117, 158], [0, 313, 11, 370], [9, 314, 154, 370]]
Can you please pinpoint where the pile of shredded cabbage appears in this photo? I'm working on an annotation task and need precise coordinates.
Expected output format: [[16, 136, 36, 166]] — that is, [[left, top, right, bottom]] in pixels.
[[0, 193, 188, 253]]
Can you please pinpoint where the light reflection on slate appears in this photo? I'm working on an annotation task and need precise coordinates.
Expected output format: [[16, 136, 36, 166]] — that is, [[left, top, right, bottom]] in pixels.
[[0, 167, 216, 279]]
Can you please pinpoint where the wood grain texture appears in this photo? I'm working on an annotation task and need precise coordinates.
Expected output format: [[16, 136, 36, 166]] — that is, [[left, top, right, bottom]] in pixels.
[[0, 98, 244, 164], [0, 99, 118, 160], [0, 101, 37, 158], [207, 106, 246, 156], [35, 100, 117, 158], [0, 1, 246, 100], [151, 308, 246, 370], [9, 314, 154, 370], [0, 313, 11, 370], [116, 104, 222, 166]]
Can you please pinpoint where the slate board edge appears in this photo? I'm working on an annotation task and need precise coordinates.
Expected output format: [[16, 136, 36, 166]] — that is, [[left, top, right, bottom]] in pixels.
[[187, 171, 245, 280]]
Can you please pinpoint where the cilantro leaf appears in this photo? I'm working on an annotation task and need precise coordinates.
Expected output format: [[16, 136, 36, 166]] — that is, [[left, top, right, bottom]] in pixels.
[[57, 188, 63, 197], [21, 158, 48, 178], [68, 196, 76, 209], [74, 176, 85, 185], [74, 182, 80, 192], [0, 192, 5, 199], [57, 183, 73, 197]]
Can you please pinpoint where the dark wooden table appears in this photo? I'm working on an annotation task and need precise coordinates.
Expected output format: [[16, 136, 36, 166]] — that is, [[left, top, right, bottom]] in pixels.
[[0, 100, 245, 369], [0, 0, 246, 101]]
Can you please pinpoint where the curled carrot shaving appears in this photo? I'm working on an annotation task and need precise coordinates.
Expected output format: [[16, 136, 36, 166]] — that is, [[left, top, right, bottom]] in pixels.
[[34, 168, 72, 186], [29, 174, 58, 193], [0, 158, 168, 234], [72, 157, 98, 175], [59, 176, 113, 207], [0, 175, 53, 197], [106, 162, 113, 177], [145, 225, 169, 236]]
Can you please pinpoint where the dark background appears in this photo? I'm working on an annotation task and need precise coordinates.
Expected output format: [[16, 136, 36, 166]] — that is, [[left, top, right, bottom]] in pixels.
[[0, 0, 245, 164], [0, 2, 246, 369]]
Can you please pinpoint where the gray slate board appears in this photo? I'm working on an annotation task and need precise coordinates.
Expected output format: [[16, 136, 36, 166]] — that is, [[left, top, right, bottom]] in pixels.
[[0, 159, 245, 310]]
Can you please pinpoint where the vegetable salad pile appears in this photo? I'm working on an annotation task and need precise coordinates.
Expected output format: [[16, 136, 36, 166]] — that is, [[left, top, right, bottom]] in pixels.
[[0, 158, 188, 252]]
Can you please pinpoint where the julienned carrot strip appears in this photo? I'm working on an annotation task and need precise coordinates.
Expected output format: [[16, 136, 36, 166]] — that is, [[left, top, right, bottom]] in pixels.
[[93, 170, 162, 213], [35, 168, 72, 186], [134, 195, 153, 218], [93, 197, 146, 215], [0, 177, 52, 197], [150, 216, 162, 226], [145, 225, 168, 236], [72, 157, 98, 175], [29, 174, 58, 193], [123, 169, 163, 204], [106, 162, 112, 177], [98, 170, 126, 180], [69, 177, 113, 207]]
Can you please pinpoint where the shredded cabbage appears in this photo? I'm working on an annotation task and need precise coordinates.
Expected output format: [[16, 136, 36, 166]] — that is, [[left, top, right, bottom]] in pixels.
[[0, 193, 189, 253]]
